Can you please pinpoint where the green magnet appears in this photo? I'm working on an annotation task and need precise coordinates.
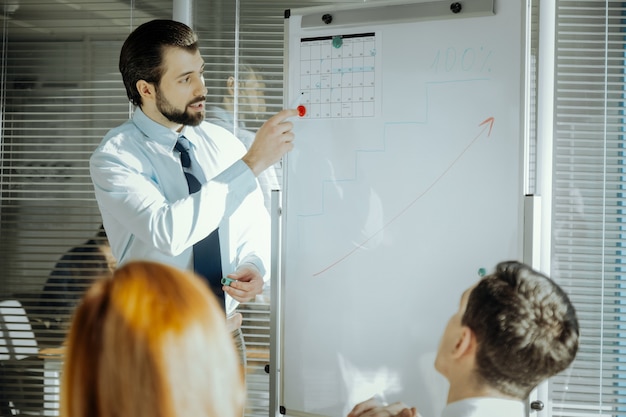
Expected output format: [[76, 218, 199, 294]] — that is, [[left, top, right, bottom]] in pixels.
[[478, 267, 487, 277], [221, 277, 234, 286], [332, 36, 343, 48]]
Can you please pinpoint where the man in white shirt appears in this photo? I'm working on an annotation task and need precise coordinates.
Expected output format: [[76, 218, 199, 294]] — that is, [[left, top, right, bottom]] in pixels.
[[90, 19, 297, 360], [347, 261, 580, 417]]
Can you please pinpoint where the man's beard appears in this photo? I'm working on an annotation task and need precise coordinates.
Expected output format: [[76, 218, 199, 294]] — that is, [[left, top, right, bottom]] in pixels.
[[155, 87, 205, 126]]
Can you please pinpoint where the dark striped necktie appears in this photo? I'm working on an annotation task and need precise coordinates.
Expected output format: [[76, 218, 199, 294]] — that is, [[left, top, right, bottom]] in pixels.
[[174, 138, 225, 309]]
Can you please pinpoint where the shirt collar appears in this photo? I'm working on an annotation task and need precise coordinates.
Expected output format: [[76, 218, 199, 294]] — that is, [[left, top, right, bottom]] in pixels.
[[442, 397, 525, 417], [179, 125, 202, 144], [131, 107, 180, 150]]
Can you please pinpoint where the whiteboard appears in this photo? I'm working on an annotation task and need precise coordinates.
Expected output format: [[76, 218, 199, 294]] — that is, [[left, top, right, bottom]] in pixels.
[[278, 1, 526, 416]]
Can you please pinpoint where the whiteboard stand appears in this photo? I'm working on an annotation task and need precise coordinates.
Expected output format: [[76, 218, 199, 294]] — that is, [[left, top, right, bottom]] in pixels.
[[523, 194, 549, 417], [523, 194, 541, 268], [270, 189, 283, 417]]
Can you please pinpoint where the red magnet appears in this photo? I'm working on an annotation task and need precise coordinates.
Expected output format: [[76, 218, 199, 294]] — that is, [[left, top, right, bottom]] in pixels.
[[297, 105, 306, 117]]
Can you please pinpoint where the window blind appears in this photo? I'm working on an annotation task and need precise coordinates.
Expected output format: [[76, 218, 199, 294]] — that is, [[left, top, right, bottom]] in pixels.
[[1, 1, 338, 416], [550, 1, 626, 416], [0, 0, 170, 339], [0, 1, 170, 415]]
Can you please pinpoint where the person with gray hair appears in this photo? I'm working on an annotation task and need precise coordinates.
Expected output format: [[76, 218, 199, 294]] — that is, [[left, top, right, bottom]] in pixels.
[[206, 60, 279, 213]]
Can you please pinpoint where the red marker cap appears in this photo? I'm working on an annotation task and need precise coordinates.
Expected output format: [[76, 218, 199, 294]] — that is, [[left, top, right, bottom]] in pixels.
[[297, 105, 306, 117]]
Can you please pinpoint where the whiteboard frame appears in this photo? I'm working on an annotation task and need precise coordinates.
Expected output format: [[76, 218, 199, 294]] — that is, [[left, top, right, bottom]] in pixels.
[[294, 0, 494, 29], [274, 1, 531, 416]]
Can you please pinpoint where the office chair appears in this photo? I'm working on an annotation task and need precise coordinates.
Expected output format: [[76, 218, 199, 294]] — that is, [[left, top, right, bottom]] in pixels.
[[0, 299, 43, 416]]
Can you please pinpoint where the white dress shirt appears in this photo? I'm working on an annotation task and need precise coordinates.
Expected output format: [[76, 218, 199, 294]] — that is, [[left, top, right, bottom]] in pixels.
[[441, 397, 525, 417], [90, 107, 270, 314]]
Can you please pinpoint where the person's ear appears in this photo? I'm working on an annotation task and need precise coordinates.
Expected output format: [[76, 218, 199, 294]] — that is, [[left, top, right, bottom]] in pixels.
[[136, 80, 155, 102], [452, 326, 475, 359], [227, 76, 236, 96]]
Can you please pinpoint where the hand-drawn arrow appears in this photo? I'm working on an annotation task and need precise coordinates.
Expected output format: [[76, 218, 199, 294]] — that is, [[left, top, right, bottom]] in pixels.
[[479, 116, 494, 136], [312, 117, 496, 277]]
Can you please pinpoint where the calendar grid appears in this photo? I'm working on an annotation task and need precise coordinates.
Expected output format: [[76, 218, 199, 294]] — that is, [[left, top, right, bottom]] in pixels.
[[299, 33, 376, 119]]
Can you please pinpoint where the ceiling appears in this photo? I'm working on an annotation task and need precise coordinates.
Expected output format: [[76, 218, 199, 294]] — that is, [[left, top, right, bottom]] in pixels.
[[0, 0, 172, 39], [0, 0, 382, 40]]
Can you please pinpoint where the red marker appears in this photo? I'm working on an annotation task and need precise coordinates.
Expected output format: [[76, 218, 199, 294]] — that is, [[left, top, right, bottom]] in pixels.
[[290, 93, 306, 117]]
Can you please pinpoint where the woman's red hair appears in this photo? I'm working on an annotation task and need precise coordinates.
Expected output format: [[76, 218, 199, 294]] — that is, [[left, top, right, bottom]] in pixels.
[[60, 260, 245, 417]]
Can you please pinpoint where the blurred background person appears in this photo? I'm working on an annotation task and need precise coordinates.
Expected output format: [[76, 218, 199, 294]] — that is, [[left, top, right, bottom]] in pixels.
[[36, 225, 115, 348], [60, 260, 245, 417], [206, 59, 280, 213]]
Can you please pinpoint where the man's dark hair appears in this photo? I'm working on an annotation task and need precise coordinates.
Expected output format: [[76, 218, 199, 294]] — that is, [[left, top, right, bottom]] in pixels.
[[462, 261, 579, 398], [119, 19, 199, 107]]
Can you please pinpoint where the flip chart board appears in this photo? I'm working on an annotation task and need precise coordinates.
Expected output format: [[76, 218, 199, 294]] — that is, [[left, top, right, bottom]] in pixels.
[[278, 1, 526, 416]]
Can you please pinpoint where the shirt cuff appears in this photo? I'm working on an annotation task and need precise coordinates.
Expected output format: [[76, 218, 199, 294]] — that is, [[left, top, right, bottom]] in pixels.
[[214, 158, 252, 181]]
